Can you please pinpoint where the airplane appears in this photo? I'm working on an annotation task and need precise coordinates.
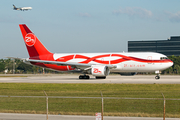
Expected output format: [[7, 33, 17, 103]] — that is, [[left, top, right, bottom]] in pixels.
[[10, 24, 173, 80], [13, 4, 32, 11]]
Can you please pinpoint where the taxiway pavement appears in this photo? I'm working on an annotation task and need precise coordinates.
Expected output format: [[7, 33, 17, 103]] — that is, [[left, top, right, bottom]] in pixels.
[[0, 113, 179, 120], [0, 74, 179, 84]]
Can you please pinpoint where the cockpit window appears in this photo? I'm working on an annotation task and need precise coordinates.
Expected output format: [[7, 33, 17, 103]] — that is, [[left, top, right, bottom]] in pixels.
[[160, 57, 168, 60]]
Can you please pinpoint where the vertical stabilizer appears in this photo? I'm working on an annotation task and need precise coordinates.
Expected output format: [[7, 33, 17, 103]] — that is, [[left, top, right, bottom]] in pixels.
[[13, 5, 17, 10], [19, 24, 52, 59]]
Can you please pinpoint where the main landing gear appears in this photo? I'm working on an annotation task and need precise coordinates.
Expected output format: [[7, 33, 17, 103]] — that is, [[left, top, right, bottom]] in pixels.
[[96, 76, 106, 79], [79, 75, 90, 79], [79, 75, 106, 79]]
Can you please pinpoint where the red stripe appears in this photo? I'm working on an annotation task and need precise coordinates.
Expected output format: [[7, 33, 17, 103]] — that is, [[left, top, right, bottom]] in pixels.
[[55, 54, 173, 65]]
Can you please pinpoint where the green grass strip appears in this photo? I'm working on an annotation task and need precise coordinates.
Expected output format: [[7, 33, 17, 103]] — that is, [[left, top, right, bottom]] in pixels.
[[0, 83, 180, 117]]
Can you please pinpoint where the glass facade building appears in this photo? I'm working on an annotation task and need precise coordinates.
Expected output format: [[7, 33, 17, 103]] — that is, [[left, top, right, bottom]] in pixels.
[[128, 36, 180, 56]]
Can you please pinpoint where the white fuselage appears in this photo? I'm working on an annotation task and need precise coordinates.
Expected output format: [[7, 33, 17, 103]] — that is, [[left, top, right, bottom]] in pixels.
[[52, 52, 173, 73], [20, 7, 32, 10]]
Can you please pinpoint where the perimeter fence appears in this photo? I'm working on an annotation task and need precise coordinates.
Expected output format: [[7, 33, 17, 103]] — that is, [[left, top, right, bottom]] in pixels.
[[0, 95, 180, 119]]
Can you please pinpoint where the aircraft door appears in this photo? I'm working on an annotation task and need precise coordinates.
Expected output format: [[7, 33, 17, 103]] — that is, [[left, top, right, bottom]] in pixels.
[[147, 56, 152, 64]]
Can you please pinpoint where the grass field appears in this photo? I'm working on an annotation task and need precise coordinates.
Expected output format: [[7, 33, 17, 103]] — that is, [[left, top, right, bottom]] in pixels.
[[0, 83, 180, 117]]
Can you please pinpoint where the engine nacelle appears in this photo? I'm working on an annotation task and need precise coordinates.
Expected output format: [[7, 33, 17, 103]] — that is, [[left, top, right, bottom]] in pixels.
[[91, 65, 110, 77], [119, 72, 137, 76]]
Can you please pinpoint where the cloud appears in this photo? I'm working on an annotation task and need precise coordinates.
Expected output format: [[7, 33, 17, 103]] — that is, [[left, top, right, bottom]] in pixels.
[[79, 13, 91, 18], [165, 11, 180, 22], [113, 7, 153, 19]]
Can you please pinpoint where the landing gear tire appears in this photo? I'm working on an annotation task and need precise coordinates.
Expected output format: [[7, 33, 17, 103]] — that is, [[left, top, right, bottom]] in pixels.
[[79, 75, 90, 79], [155, 76, 160, 80], [155, 71, 161, 80], [96, 76, 106, 79]]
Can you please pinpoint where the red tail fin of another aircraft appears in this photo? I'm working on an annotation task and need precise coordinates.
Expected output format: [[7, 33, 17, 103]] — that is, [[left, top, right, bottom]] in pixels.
[[19, 24, 52, 59]]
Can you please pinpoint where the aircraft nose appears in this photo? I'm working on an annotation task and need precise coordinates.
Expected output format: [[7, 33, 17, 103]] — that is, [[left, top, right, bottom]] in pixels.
[[169, 60, 174, 67], [170, 61, 174, 67]]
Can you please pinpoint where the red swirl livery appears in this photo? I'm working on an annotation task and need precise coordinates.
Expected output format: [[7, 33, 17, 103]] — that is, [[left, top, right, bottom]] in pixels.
[[11, 24, 173, 79]]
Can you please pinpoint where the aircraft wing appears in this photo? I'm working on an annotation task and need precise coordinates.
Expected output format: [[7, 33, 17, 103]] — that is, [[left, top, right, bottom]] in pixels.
[[27, 59, 117, 70], [7, 57, 116, 70]]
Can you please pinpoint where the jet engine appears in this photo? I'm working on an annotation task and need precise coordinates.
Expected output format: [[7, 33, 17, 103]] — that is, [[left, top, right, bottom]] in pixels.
[[90, 65, 110, 77]]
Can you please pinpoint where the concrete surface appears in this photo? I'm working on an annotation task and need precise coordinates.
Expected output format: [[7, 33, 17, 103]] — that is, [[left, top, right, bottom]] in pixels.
[[0, 113, 179, 120], [0, 74, 179, 84]]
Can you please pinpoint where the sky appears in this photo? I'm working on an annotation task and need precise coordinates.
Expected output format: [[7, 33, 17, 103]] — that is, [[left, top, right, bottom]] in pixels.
[[1, 0, 180, 59]]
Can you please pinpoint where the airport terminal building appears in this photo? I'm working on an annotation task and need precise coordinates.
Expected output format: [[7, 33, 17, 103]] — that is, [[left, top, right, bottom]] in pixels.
[[128, 36, 180, 56]]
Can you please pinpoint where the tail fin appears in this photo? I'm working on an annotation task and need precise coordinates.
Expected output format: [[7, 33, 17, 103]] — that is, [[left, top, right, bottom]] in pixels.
[[13, 4, 16, 9], [19, 24, 52, 59]]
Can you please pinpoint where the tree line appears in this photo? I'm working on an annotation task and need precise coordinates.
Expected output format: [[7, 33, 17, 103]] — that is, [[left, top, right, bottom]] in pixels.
[[0, 59, 56, 74], [162, 55, 180, 74], [0, 55, 179, 74]]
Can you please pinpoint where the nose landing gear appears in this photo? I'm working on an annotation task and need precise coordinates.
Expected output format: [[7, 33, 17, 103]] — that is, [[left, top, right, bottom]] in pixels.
[[155, 74, 160, 79], [155, 71, 160, 80]]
